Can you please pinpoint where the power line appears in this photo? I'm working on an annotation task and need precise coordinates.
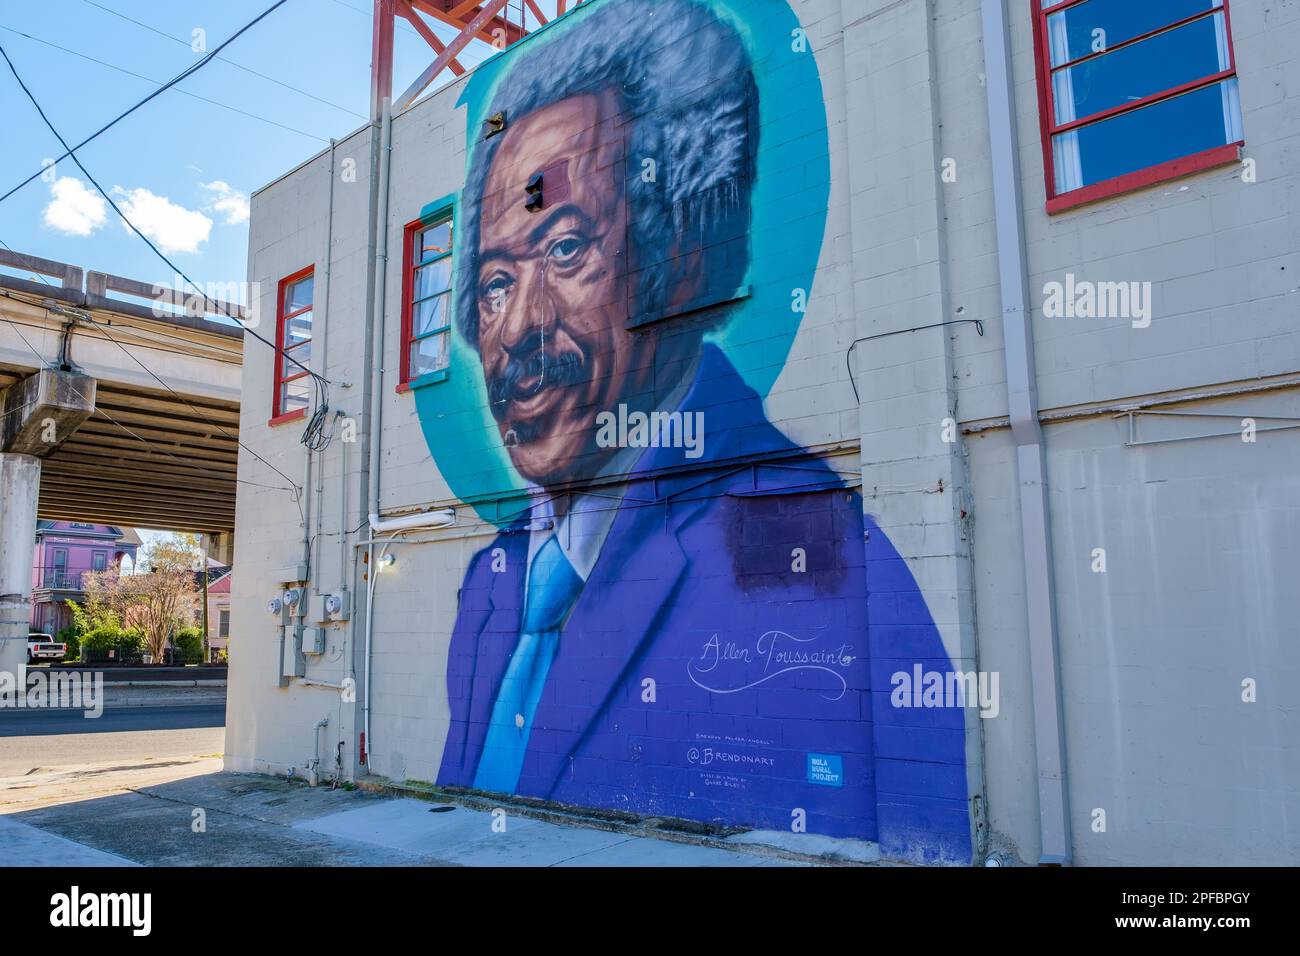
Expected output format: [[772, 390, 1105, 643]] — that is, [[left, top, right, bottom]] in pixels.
[[87, 314, 307, 514], [0, 236, 54, 286], [79, 0, 367, 121], [0, 304, 241, 364], [0, 309, 291, 494], [0, 39, 328, 392], [0, 0, 290, 208], [0, 24, 331, 144], [329, 0, 423, 40], [1, 285, 299, 495], [328, 0, 498, 52]]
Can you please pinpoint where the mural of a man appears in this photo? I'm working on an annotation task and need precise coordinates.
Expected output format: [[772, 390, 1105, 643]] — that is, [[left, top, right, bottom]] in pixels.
[[435, 0, 966, 848]]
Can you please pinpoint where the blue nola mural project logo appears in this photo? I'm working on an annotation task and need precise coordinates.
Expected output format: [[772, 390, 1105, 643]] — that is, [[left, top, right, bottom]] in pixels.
[[808, 754, 844, 787], [419, 0, 970, 860]]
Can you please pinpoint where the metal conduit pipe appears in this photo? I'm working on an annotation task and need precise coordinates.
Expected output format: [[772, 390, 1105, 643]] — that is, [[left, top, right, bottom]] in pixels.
[[980, 0, 1072, 865], [361, 96, 395, 767]]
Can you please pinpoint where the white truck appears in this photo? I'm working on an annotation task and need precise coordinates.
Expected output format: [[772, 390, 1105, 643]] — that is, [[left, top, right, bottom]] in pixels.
[[26, 632, 67, 663]]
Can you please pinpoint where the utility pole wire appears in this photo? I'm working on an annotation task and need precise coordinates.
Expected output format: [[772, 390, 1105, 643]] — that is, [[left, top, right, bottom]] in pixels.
[[79, 0, 366, 121], [0, 0, 290, 208], [0, 24, 331, 144], [0, 38, 329, 389]]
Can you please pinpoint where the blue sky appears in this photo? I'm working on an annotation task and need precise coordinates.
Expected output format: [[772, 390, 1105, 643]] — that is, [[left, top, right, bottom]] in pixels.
[[0, 0, 563, 297]]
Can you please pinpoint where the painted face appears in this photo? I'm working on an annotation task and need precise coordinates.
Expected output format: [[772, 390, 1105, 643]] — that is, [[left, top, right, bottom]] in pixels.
[[474, 91, 659, 487]]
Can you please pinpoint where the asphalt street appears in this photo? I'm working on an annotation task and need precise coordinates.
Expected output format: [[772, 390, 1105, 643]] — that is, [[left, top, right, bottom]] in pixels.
[[0, 703, 226, 737]]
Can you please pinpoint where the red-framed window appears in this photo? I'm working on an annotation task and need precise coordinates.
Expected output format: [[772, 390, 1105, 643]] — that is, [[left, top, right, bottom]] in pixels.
[[1032, 0, 1243, 213], [271, 266, 314, 424], [399, 202, 455, 390]]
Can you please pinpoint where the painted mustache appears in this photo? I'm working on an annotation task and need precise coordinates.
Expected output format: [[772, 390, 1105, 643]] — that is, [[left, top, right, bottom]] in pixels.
[[488, 334, 588, 413]]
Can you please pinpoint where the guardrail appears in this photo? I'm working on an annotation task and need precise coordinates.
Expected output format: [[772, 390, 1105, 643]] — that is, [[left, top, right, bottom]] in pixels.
[[0, 246, 245, 333]]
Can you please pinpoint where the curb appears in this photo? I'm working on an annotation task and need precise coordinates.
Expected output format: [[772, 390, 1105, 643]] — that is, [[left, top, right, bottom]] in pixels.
[[104, 694, 227, 708], [101, 680, 228, 689], [10, 695, 227, 713], [353, 778, 875, 867]]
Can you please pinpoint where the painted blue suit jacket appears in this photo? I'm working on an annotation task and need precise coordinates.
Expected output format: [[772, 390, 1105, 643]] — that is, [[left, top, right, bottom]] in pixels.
[[437, 344, 968, 849]]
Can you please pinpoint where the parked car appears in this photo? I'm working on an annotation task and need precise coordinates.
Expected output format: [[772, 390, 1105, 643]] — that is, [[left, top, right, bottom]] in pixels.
[[26, 632, 66, 663]]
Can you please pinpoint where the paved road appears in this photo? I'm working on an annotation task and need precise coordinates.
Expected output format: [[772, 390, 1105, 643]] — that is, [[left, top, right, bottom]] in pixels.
[[0, 705, 225, 780], [0, 703, 226, 737]]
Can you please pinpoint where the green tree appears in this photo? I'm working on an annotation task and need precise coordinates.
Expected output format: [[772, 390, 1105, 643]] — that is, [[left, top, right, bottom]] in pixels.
[[84, 533, 201, 663]]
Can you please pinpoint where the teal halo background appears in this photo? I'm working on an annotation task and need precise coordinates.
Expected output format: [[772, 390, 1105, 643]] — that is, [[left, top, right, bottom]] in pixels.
[[413, 0, 831, 526]]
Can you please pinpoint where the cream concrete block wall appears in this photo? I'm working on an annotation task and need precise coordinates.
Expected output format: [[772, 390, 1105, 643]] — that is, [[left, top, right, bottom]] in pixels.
[[970, 387, 1300, 866], [1006, 0, 1300, 412], [838, 0, 985, 857], [374, 85, 473, 515], [226, 123, 375, 777]]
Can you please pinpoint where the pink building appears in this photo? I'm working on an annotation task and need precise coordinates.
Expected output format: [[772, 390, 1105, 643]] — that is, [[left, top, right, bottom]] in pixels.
[[30, 522, 140, 635], [205, 566, 232, 660]]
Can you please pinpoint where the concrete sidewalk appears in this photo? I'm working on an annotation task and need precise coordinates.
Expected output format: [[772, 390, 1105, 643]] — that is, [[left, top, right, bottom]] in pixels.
[[0, 770, 863, 867]]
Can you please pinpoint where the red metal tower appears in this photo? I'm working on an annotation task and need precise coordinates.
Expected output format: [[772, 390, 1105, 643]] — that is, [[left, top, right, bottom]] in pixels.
[[369, 0, 592, 120]]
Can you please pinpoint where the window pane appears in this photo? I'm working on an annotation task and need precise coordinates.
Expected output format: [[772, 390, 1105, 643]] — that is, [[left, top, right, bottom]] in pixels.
[[413, 293, 450, 337], [284, 338, 311, 368], [1054, 78, 1240, 192], [414, 258, 452, 301], [1046, 0, 1221, 67], [419, 220, 452, 263], [285, 309, 312, 348], [280, 376, 311, 413], [285, 274, 313, 312], [410, 330, 449, 379], [1052, 13, 1226, 125]]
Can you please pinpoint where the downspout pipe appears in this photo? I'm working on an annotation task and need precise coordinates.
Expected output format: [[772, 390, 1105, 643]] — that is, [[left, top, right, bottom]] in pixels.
[[309, 715, 329, 787], [980, 0, 1072, 865], [361, 96, 395, 767], [310, 139, 338, 593]]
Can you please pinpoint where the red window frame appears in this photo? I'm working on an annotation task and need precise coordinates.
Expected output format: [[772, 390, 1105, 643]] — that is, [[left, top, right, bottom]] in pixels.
[[1032, 0, 1243, 214], [398, 204, 455, 391], [271, 265, 314, 425]]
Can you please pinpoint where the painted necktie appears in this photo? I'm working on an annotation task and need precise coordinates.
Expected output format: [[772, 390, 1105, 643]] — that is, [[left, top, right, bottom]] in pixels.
[[473, 533, 583, 795]]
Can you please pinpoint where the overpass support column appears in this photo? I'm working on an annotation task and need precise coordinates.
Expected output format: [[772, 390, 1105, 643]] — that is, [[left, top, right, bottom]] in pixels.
[[0, 455, 42, 683], [0, 369, 96, 683]]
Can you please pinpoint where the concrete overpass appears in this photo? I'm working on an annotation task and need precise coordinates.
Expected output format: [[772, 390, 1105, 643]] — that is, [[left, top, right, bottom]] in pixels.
[[0, 247, 244, 680]]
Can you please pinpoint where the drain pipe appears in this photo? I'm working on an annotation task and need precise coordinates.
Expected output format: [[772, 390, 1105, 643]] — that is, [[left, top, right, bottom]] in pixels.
[[359, 95, 394, 768], [309, 138, 339, 592], [308, 715, 329, 787], [980, 0, 1072, 865]]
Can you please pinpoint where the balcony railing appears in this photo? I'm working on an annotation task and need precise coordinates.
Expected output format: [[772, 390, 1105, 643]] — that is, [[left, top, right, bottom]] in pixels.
[[35, 569, 85, 590]]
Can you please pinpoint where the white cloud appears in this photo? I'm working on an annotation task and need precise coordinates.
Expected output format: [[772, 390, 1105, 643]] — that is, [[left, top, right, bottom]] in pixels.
[[112, 186, 212, 254], [201, 180, 250, 225], [43, 177, 108, 237]]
